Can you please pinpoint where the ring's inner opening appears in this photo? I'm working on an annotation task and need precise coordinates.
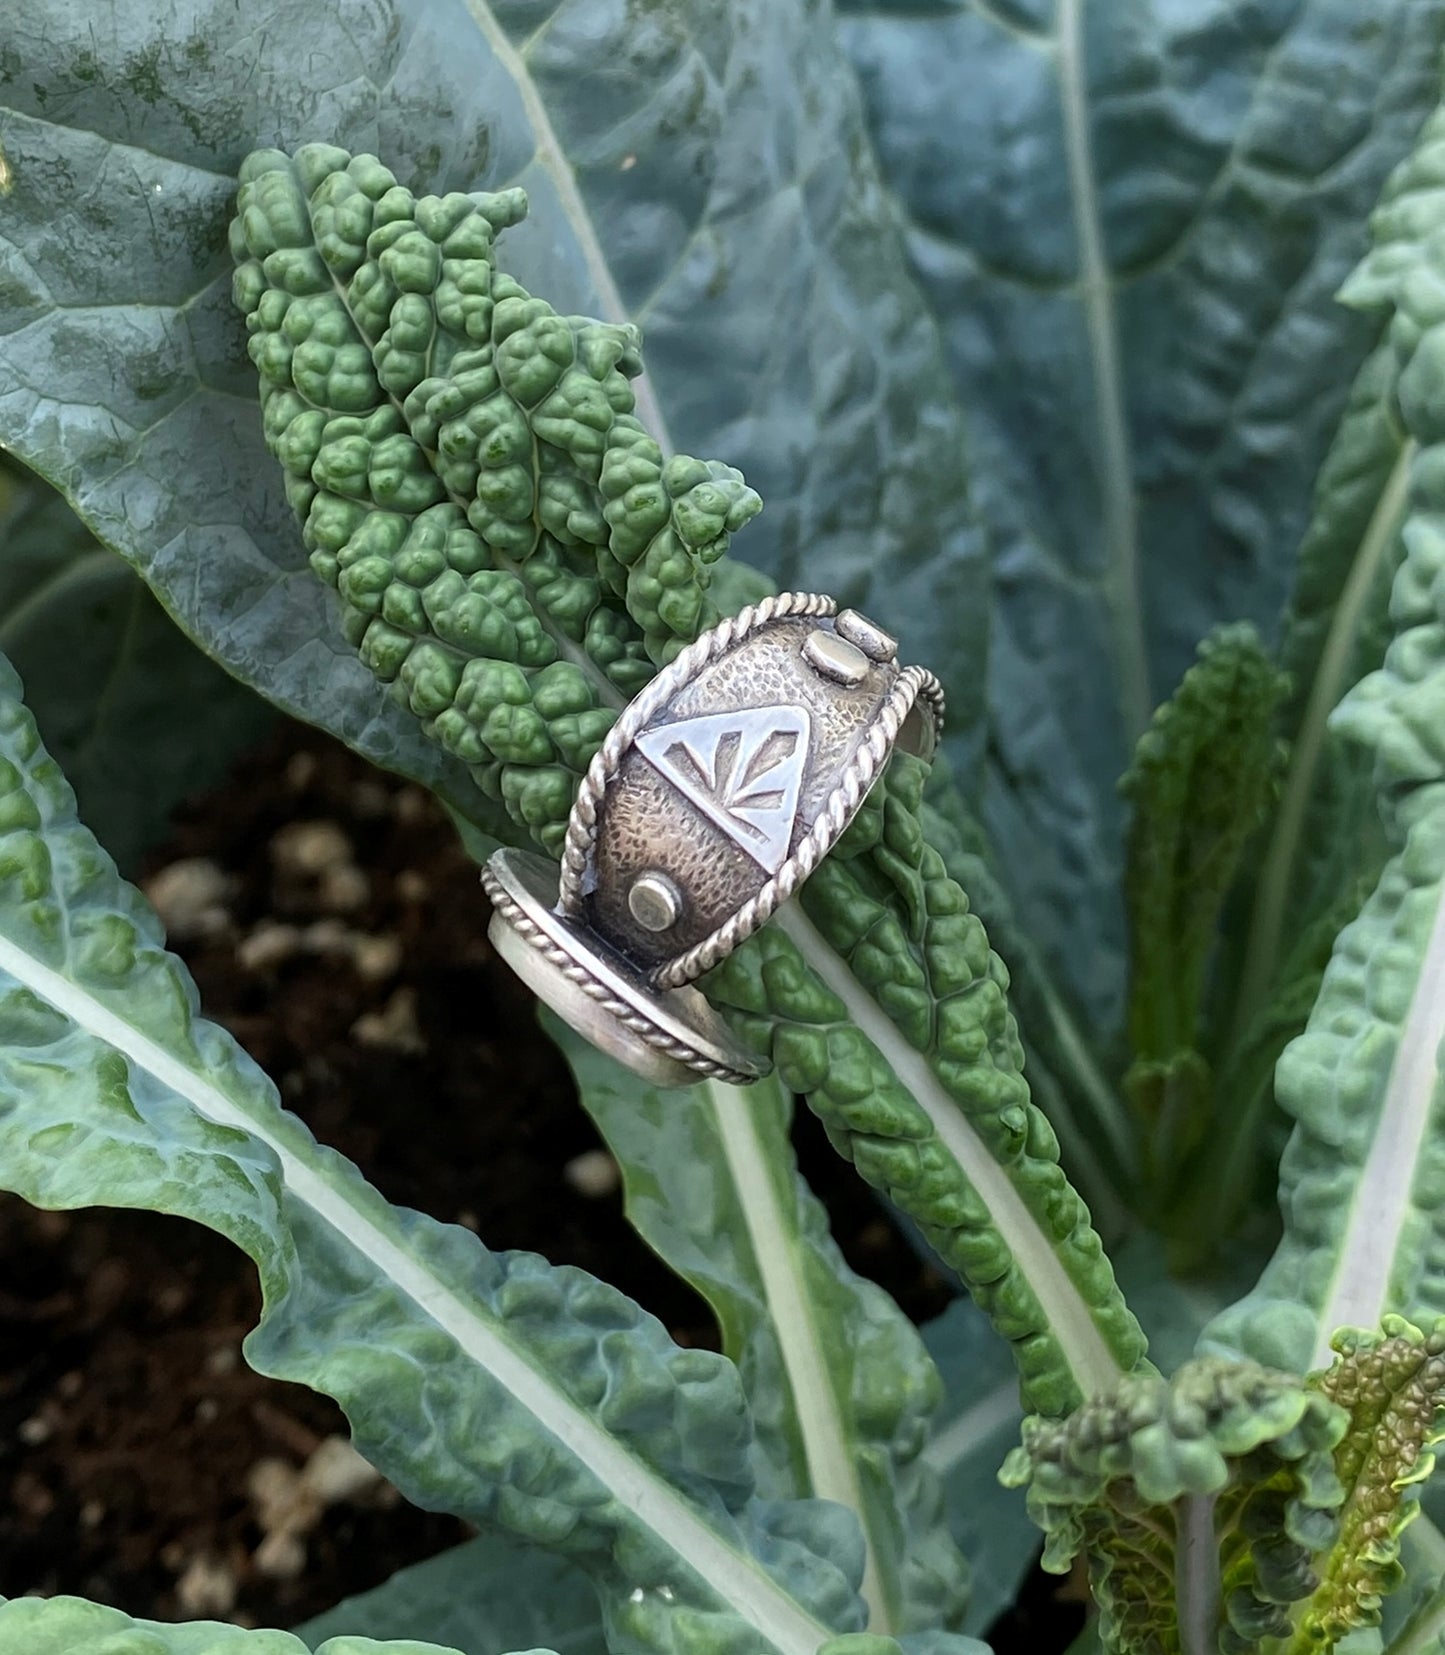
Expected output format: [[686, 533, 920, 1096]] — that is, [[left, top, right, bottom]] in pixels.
[[899, 703, 937, 760]]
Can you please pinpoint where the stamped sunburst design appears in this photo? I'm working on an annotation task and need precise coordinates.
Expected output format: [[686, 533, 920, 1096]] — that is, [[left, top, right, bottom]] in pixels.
[[635, 706, 811, 874]]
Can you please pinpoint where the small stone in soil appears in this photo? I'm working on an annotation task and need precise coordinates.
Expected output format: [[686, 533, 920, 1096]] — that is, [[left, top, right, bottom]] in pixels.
[[320, 862, 370, 913], [246, 1437, 386, 1583], [393, 788, 427, 823], [237, 922, 303, 972], [206, 1344, 241, 1376], [303, 1439, 380, 1506], [285, 751, 318, 791], [395, 869, 429, 904], [271, 820, 354, 878], [301, 918, 354, 956], [144, 858, 236, 942], [352, 987, 425, 1053], [352, 933, 403, 981], [175, 1553, 238, 1617], [564, 1150, 622, 1200]]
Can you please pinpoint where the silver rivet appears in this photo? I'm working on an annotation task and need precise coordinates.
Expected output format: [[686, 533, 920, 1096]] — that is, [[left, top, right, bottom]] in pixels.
[[803, 629, 869, 686], [628, 870, 683, 932], [835, 609, 897, 662]]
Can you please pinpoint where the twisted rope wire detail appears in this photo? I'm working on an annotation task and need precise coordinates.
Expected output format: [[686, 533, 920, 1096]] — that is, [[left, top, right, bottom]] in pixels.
[[556, 591, 837, 916], [651, 664, 945, 988], [481, 864, 759, 1086]]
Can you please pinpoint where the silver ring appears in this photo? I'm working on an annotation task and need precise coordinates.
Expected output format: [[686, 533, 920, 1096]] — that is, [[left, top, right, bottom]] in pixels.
[[482, 592, 944, 1086]]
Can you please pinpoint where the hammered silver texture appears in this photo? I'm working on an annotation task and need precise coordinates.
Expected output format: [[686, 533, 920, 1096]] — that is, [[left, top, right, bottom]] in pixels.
[[589, 615, 908, 966], [560, 593, 944, 987]]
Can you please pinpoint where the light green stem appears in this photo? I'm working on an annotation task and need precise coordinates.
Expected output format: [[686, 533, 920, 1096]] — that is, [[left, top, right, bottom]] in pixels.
[[1229, 440, 1414, 1053]]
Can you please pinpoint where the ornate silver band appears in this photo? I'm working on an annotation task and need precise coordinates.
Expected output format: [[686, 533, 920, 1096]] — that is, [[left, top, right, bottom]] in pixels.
[[556, 591, 943, 987], [482, 591, 944, 1086]]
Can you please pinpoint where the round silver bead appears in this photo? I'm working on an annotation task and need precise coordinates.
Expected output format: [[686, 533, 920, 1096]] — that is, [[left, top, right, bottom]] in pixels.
[[628, 870, 683, 932]]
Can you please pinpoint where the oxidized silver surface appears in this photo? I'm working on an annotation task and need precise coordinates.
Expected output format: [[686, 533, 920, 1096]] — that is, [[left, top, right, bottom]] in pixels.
[[482, 592, 944, 1085]]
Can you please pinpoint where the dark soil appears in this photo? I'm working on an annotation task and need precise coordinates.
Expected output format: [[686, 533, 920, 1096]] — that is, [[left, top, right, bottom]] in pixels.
[[0, 720, 1082, 1649]]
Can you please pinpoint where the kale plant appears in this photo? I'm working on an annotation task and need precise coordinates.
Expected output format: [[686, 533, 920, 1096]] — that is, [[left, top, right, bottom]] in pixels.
[[4, 5, 1445, 1654]]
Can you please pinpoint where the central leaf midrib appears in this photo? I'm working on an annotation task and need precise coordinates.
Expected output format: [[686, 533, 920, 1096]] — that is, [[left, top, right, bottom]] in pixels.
[[1176, 1493, 1222, 1655], [0, 925, 834, 1655], [710, 1078, 891, 1631], [455, 0, 673, 455], [777, 903, 1128, 1405], [1309, 873, 1445, 1369], [1230, 438, 1415, 1047], [1055, 0, 1151, 743]]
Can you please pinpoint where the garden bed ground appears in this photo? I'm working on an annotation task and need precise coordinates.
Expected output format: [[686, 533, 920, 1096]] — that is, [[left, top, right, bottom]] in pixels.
[[0, 718, 1083, 1651]]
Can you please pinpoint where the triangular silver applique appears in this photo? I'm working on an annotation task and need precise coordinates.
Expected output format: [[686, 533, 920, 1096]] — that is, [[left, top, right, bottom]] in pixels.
[[636, 706, 811, 875]]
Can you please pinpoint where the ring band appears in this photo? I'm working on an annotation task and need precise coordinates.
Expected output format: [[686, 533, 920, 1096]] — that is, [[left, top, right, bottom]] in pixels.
[[482, 592, 943, 1085]]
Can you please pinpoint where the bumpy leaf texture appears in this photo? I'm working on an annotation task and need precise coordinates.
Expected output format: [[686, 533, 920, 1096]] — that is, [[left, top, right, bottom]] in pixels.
[[1118, 623, 1287, 1199], [1122, 623, 1288, 1067], [1288, 1318, 1445, 1651], [1000, 1359, 1346, 1655], [709, 758, 1149, 1416], [1224, 340, 1407, 1053], [1204, 95, 1445, 1380], [1171, 343, 1413, 1260], [230, 141, 1146, 1418], [0, 1595, 486, 1655], [231, 143, 754, 851], [920, 777, 1135, 1236], [0, 0, 986, 819], [834, 0, 1445, 1031], [0, 0, 1124, 1421]]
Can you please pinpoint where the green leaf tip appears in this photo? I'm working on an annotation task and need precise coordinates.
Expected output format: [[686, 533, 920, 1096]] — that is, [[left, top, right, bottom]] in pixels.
[[1000, 1356, 1347, 1654], [1119, 622, 1288, 1195], [229, 143, 760, 855], [1286, 1316, 1445, 1650]]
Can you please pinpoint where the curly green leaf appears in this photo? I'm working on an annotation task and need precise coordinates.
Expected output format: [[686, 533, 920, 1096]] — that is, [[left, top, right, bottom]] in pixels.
[[1285, 1317, 1445, 1650], [0, 652, 868, 1655], [233, 145, 1144, 1422], [1119, 622, 1287, 1198], [230, 145, 758, 854], [999, 1359, 1346, 1655], [709, 758, 1148, 1418], [546, 1025, 971, 1636], [1122, 623, 1288, 1067], [1204, 94, 1445, 1379]]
